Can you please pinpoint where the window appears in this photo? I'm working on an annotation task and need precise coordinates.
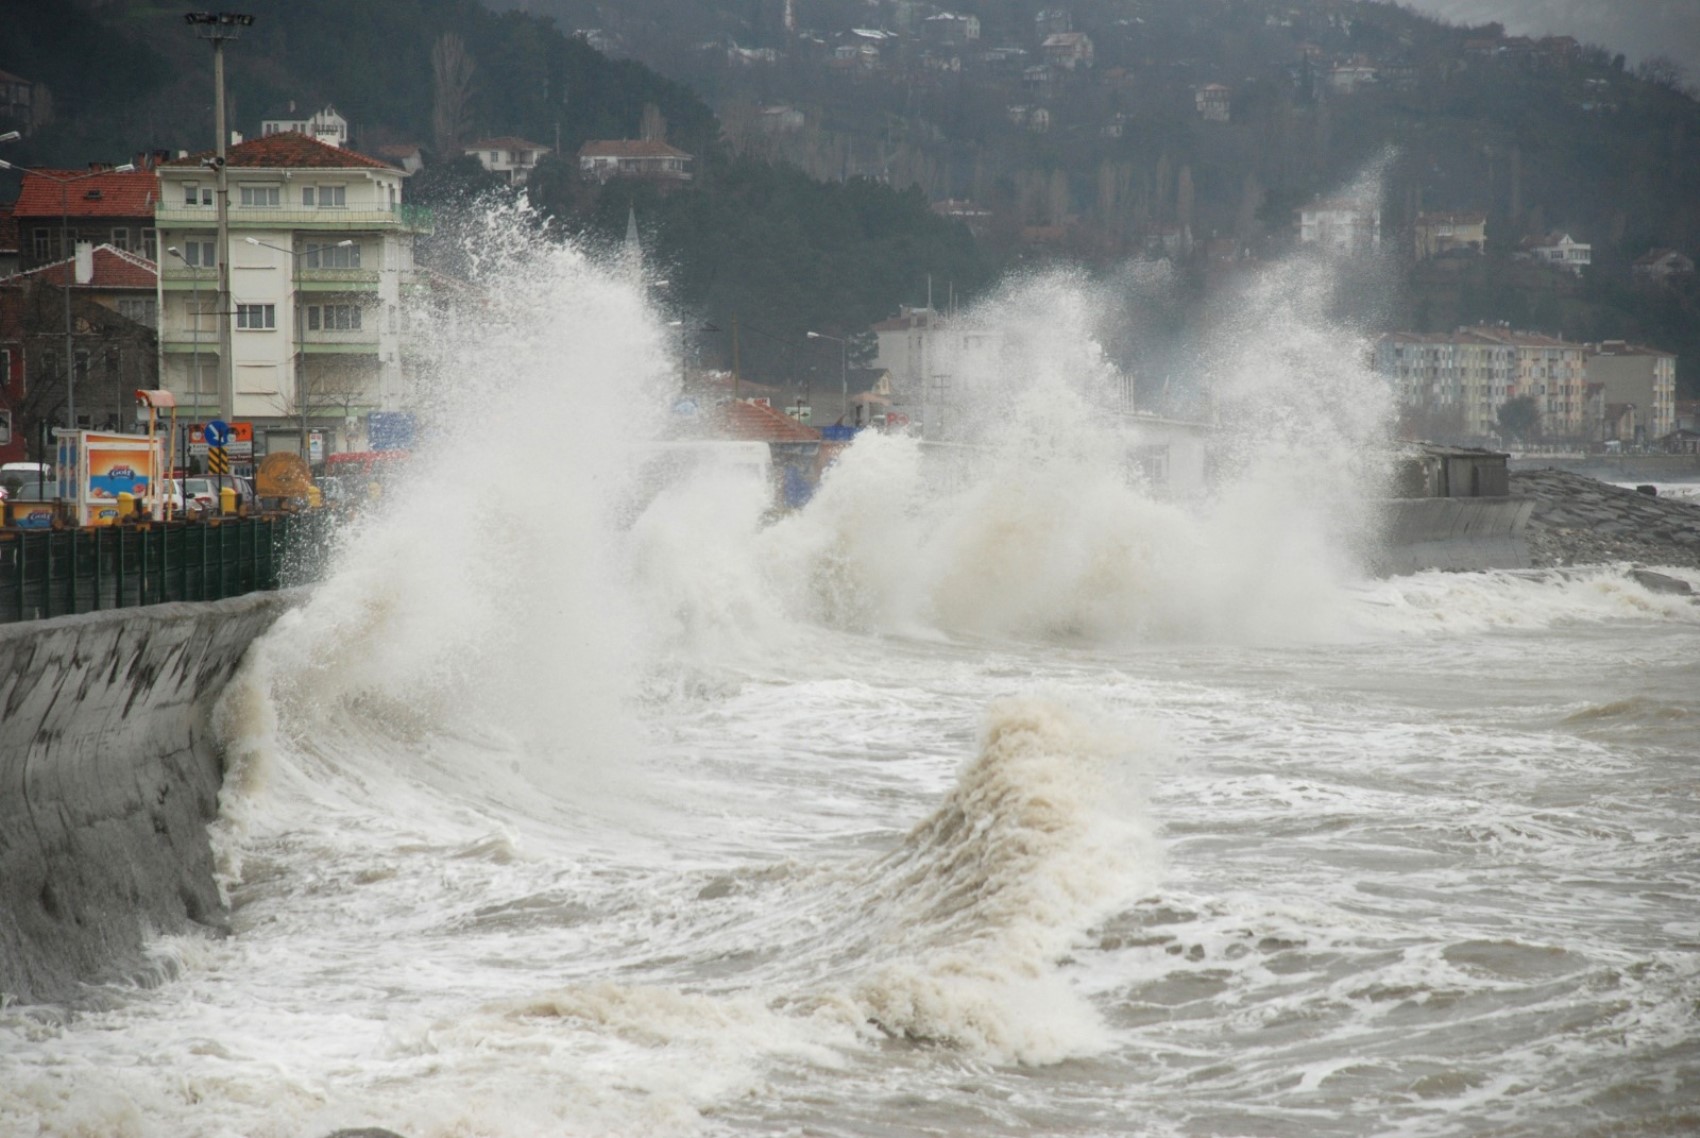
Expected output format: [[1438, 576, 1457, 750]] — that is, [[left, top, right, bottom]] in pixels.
[[183, 182, 212, 207], [313, 184, 346, 208], [110, 227, 131, 252], [182, 240, 217, 268], [32, 227, 51, 261], [141, 228, 157, 261], [306, 304, 362, 331], [304, 242, 360, 269], [117, 297, 158, 328], [236, 303, 276, 330], [239, 185, 281, 207], [302, 186, 314, 207], [0, 408, 10, 447]]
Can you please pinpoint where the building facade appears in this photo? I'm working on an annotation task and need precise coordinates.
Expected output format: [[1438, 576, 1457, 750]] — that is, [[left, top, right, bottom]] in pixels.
[[464, 137, 548, 185], [577, 140, 694, 184], [1300, 199, 1381, 255], [1585, 341, 1677, 443], [154, 133, 418, 457], [11, 165, 160, 271], [1375, 326, 1588, 441], [1414, 211, 1486, 259]]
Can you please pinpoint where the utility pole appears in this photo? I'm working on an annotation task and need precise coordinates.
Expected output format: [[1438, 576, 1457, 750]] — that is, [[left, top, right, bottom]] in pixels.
[[187, 12, 255, 422]]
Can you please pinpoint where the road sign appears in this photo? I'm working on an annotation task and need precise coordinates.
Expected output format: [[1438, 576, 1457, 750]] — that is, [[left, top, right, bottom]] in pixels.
[[208, 447, 229, 475], [204, 419, 229, 448]]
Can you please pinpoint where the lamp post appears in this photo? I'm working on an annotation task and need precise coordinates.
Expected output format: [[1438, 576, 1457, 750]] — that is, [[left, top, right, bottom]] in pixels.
[[187, 12, 255, 422], [806, 330, 848, 425], [0, 159, 137, 446], [165, 246, 206, 471], [245, 235, 353, 460]]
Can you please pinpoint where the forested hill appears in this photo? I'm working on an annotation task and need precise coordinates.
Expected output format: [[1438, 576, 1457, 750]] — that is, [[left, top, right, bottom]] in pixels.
[[0, 0, 716, 175]]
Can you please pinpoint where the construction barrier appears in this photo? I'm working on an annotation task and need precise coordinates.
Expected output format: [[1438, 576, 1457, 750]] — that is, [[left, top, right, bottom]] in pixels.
[[0, 512, 334, 624]]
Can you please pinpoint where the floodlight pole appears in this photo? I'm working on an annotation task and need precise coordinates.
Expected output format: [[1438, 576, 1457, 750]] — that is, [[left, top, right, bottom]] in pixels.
[[187, 12, 255, 421], [807, 330, 848, 425]]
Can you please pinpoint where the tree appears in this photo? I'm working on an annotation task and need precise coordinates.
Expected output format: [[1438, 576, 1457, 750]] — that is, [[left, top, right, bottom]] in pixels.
[[1497, 395, 1540, 442], [432, 33, 478, 156]]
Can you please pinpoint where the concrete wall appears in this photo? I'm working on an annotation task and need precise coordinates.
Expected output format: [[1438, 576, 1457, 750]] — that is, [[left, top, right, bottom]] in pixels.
[[0, 593, 293, 1006], [1509, 454, 1700, 481], [1373, 497, 1535, 575]]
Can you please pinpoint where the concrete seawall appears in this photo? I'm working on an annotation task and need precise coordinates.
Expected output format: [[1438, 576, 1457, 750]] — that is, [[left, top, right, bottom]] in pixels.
[[1374, 497, 1536, 575], [0, 593, 294, 1006]]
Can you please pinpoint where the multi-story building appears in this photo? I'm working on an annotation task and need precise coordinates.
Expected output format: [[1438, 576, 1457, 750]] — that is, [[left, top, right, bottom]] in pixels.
[[11, 165, 160, 271], [1585, 340, 1677, 443], [577, 140, 694, 184], [1195, 84, 1231, 122], [1375, 325, 1588, 440], [153, 132, 418, 457], [260, 103, 349, 148]]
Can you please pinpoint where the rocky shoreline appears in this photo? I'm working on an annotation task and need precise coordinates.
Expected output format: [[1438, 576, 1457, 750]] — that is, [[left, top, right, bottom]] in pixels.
[[1511, 468, 1700, 571]]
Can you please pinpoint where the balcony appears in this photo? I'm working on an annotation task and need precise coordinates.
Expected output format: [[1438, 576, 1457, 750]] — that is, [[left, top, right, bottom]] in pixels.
[[299, 267, 381, 291], [301, 327, 379, 354], [154, 203, 435, 234]]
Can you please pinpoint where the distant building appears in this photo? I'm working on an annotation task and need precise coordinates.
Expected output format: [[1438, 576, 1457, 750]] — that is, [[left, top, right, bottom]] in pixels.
[[260, 103, 349, 148], [577, 140, 694, 184], [1586, 341, 1677, 442], [0, 67, 44, 136], [1518, 232, 1590, 275], [1040, 32, 1094, 70], [1195, 84, 1231, 122], [1375, 326, 1588, 440], [923, 13, 980, 47], [1414, 212, 1486, 259], [1326, 60, 1379, 93], [464, 137, 548, 185], [1632, 248, 1694, 283], [931, 199, 993, 235], [1034, 9, 1072, 37], [1299, 198, 1381, 256]]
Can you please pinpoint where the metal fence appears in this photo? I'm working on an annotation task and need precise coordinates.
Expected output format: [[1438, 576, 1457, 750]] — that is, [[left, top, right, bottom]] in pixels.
[[0, 513, 335, 624]]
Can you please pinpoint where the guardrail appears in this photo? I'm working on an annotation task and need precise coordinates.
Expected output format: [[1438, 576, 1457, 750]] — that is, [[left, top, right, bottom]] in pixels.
[[0, 512, 335, 624]]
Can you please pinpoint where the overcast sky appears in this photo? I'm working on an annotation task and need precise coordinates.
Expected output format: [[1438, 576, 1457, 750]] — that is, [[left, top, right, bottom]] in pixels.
[[1393, 0, 1700, 72]]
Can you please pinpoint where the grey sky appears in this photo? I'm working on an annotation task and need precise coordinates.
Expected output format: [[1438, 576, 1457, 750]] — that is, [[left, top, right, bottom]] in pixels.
[[1392, 0, 1700, 71]]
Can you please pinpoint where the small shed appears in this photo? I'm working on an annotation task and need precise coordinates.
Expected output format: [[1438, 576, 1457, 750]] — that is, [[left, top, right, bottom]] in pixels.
[[1393, 444, 1511, 498]]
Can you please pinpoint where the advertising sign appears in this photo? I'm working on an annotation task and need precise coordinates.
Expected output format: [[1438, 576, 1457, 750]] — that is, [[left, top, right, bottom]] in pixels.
[[367, 411, 415, 452], [54, 429, 167, 526]]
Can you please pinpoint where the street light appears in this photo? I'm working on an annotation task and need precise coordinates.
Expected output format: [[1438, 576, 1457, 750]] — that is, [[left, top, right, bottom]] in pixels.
[[0, 159, 137, 446], [806, 330, 848, 425], [245, 235, 353, 461], [0, 131, 20, 143], [165, 245, 208, 471]]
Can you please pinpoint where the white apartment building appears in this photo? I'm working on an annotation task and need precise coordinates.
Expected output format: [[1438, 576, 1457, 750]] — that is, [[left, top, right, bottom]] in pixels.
[[260, 103, 350, 148], [154, 132, 418, 457], [1585, 341, 1678, 442]]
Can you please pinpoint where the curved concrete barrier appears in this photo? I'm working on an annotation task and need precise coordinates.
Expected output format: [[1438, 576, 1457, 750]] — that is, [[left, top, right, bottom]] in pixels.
[[1372, 497, 1535, 575], [0, 592, 295, 1006]]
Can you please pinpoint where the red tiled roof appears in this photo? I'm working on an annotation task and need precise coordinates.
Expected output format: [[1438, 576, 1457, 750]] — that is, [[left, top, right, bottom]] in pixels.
[[3, 244, 157, 290], [713, 399, 821, 443], [577, 139, 692, 160], [165, 131, 396, 171], [12, 168, 161, 219]]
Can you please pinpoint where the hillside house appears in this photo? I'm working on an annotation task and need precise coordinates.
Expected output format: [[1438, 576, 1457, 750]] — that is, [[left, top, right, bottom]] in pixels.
[[1414, 212, 1486, 259], [260, 103, 349, 148], [1041, 32, 1094, 70], [1300, 198, 1381, 256], [1195, 84, 1231, 122], [1519, 232, 1590, 275], [577, 140, 694, 184], [464, 137, 548, 185], [1632, 249, 1694, 283]]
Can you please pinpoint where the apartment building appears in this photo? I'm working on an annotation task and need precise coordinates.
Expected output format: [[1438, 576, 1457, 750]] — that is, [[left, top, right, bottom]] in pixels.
[[1375, 325, 1587, 440], [153, 132, 419, 456], [1585, 340, 1677, 443], [1300, 198, 1381, 256]]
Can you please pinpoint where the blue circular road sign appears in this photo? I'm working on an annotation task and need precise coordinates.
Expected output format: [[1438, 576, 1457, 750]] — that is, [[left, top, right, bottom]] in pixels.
[[204, 419, 229, 447]]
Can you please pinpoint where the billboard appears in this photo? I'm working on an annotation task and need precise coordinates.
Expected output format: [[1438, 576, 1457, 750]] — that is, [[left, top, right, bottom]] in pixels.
[[55, 430, 167, 526]]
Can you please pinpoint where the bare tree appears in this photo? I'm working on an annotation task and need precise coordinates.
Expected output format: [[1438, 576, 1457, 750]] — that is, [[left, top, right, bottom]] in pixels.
[[1635, 55, 1686, 91], [431, 33, 478, 156]]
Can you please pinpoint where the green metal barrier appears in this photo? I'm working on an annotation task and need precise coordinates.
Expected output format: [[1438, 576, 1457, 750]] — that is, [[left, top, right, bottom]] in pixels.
[[0, 513, 337, 624]]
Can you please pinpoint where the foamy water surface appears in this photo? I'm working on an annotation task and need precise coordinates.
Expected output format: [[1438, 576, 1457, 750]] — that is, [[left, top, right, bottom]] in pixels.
[[2, 212, 1697, 1138]]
